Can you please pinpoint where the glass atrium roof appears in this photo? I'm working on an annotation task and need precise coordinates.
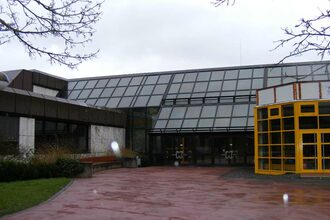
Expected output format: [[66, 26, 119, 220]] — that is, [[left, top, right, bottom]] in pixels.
[[67, 61, 330, 132]]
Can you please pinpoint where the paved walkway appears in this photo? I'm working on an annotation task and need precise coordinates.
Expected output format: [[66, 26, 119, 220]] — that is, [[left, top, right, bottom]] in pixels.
[[3, 167, 330, 220]]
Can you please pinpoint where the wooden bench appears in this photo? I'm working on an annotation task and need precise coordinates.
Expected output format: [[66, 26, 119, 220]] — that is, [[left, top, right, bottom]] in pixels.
[[78, 156, 123, 178]]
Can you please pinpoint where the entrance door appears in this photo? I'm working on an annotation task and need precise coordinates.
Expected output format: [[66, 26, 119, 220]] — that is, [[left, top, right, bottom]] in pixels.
[[164, 136, 194, 165], [300, 131, 330, 173]]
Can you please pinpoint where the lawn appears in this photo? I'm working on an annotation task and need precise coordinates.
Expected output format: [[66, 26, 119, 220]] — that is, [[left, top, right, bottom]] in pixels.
[[0, 178, 71, 217]]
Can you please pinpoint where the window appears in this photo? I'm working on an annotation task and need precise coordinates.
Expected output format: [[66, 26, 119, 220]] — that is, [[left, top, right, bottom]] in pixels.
[[214, 118, 230, 127], [78, 89, 91, 99], [193, 82, 208, 93], [182, 119, 198, 128], [106, 98, 120, 108], [145, 76, 159, 84], [222, 80, 237, 91], [201, 106, 217, 118], [210, 71, 224, 80], [118, 78, 131, 86], [169, 84, 180, 93], [118, 97, 133, 108], [167, 120, 183, 128], [173, 74, 184, 82], [158, 75, 171, 84], [225, 70, 238, 79], [95, 98, 108, 107], [148, 96, 162, 106], [179, 83, 194, 93], [95, 79, 109, 88], [216, 105, 233, 117], [239, 69, 253, 79], [300, 104, 315, 113], [130, 77, 143, 85], [134, 96, 149, 107], [89, 88, 103, 98], [124, 86, 138, 96], [198, 119, 214, 128], [107, 78, 119, 87], [140, 85, 155, 95], [154, 120, 167, 129], [153, 85, 167, 94], [85, 80, 97, 89], [197, 72, 211, 81], [237, 79, 251, 90], [232, 104, 249, 117], [112, 87, 126, 96], [75, 81, 87, 89], [159, 108, 172, 119], [100, 88, 114, 97], [183, 73, 197, 82], [270, 108, 279, 116], [185, 106, 202, 118], [170, 107, 187, 119], [319, 102, 330, 114], [208, 81, 222, 92]]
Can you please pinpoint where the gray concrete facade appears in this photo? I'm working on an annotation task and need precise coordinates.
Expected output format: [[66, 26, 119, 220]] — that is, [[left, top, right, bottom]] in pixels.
[[19, 117, 35, 156], [89, 125, 125, 154]]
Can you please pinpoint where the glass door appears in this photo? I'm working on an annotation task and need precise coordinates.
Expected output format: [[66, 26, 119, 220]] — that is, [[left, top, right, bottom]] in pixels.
[[300, 130, 330, 173]]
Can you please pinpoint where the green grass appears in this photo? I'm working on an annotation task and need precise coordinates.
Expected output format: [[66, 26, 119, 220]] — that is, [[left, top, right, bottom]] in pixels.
[[0, 178, 70, 217]]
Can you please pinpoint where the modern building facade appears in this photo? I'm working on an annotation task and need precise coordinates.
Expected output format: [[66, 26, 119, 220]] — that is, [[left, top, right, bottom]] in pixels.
[[1, 60, 330, 169]]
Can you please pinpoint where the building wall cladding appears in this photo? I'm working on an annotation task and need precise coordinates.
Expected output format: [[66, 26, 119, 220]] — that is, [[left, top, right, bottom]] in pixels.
[[0, 88, 126, 128], [89, 125, 125, 154]]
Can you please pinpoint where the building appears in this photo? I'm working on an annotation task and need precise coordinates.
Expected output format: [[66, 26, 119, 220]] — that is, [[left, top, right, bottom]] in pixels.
[[1, 60, 330, 171]]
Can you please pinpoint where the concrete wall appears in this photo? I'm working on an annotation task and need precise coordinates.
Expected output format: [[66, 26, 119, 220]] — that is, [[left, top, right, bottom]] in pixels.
[[19, 117, 35, 156], [89, 125, 125, 154]]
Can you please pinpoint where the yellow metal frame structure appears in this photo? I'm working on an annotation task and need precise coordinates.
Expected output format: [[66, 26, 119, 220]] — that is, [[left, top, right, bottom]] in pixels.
[[255, 100, 330, 175]]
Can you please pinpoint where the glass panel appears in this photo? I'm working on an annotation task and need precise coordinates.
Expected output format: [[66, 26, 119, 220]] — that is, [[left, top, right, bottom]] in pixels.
[[95, 79, 109, 88], [210, 71, 224, 80], [130, 77, 143, 85], [222, 80, 237, 91], [257, 108, 268, 119], [201, 106, 217, 118], [68, 90, 80, 99], [106, 97, 120, 108], [118, 78, 131, 86], [312, 64, 327, 75], [85, 80, 97, 89], [193, 82, 208, 93], [282, 66, 296, 77], [297, 65, 312, 76], [258, 133, 268, 144], [258, 159, 269, 170], [322, 133, 330, 142], [216, 105, 233, 117], [145, 76, 159, 84], [214, 118, 230, 127], [208, 81, 222, 92], [231, 118, 247, 127], [185, 106, 202, 118], [173, 74, 184, 82], [268, 67, 281, 77], [68, 82, 77, 90], [179, 83, 194, 93], [197, 72, 211, 81], [270, 132, 281, 144], [303, 145, 317, 157], [232, 104, 248, 117], [153, 85, 167, 94], [170, 107, 187, 119], [159, 107, 172, 119], [198, 119, 214, 127], [85, 99, 97, 106], [239, 69, 253, 78], [154, 120, 167, 129], [284, 159, 295, 171], [158, 75, 171, 84], [283, 132, 294, 143], [267, 77, 281, 87], [303, 159, 317, 170], [301, 105, 315, 113], [258, 120, 268, 132], [134, 96, 149, 107], [282, 104, 294, 117], [89, 88, 103, 98], [319, 116, 330, 128], [118, 97, 133, 108], [100, 88, 114, 97], [253, 68, 264, 77], [303, 133, 316, 143], [124, 86, 139, 96], [258, 146, 268, 157], [299, 117, 318, 129], [112, 87, 126, 96], [183, 73, 197, 82], [140, 85, 155, 95], [78, 89, 91, 99], [182, 119, 198, 128], [95, 98, 108, 107], [270, 108, 279, 116], [319, 102, 330, 114], [322, 144, 330, 157], [322, 159, 330, 169], [148, 96, 163, 106], [252, 79, 264, 89], [270, 119, 281, 131], [75, 81, 87, 89], [271, 145, 281, 157], [283, 118, 294, 130], [284, 145, 295, 157], [107, 78, 119, 87], [237, 79, 251, 90], [169, 84, 180, 93], [167, 120, 183, 128], [225, 70, 238, 79]]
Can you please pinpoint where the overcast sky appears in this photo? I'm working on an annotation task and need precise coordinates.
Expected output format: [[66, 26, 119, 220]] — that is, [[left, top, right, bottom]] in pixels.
[[1, 0, 329, 79]]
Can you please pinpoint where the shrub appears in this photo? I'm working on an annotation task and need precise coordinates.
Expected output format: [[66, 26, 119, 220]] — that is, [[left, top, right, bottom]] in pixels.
[[54, 158, 84, 178]]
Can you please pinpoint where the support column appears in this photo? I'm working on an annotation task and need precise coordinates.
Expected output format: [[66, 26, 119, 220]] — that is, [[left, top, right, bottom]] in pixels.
[[19, 117, 35, 156]]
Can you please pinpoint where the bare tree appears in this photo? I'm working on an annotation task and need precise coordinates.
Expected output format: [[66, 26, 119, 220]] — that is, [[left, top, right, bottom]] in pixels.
[[0, 0, 103, 68], [274, 7, 330, 62], [212, 0, 236, 7]]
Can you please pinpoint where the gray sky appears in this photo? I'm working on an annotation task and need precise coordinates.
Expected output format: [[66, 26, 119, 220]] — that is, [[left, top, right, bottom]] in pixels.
[[1, 0, 329, 78]]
